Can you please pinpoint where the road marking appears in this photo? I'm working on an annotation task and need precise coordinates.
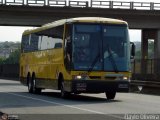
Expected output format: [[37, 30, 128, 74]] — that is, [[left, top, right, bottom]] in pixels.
[[0, 90, 124, 119]]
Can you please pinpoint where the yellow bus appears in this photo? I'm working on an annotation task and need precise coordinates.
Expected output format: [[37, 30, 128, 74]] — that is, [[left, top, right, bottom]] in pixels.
[[20, 17, 134, 99]]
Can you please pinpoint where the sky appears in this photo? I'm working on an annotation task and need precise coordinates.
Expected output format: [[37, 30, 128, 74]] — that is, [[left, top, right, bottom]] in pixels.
[[0, 26, 33, 42], [0, 0, 158, 42]]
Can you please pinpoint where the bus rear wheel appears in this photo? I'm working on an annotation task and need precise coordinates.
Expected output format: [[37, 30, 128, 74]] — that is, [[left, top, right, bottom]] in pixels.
[[28, 75, 33, 93], [105, 91, 116, 100], [32, 75, 42, 94]]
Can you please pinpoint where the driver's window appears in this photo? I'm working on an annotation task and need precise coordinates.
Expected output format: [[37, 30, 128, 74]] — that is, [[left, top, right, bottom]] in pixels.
[[74, 34, 90, 62]]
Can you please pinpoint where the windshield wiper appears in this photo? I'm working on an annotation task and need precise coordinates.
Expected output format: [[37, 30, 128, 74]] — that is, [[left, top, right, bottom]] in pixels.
[[107, 45, 119, 73], [87, 45, 119, 73], [88, 52, 100, 74]]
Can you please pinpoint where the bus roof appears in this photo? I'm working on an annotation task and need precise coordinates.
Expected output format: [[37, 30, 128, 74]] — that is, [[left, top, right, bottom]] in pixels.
[[23, 17, 127, 35]]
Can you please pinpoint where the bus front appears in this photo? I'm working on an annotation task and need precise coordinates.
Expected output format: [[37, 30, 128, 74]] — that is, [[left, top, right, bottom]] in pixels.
[[65, 20, 130, 99]]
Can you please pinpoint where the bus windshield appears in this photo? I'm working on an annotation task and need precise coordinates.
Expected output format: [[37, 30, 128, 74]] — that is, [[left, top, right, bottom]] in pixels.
[[72, 23, 130, 72]]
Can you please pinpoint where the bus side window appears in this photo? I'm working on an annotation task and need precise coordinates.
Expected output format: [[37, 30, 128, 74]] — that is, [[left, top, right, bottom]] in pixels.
[[21, 35, 29, 53], [30, 34, 39, 51], [54, 43, 62, 48], [22, 34, 39, 53], [36, 26, 63, 50]]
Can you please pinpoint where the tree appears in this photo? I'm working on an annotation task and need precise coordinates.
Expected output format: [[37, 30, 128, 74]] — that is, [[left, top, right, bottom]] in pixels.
[[135, 50, 141, 59], [3, 49, 20, 64], [148, 41, 154, 59], [134, 41, 154, 59], [0, 57, 5, 64]]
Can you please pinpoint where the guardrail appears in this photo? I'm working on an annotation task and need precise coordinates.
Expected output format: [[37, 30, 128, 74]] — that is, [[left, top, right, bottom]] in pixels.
[[0, 0, 160, 10], [130, 59, 160, 89], [131, 59, 160, 74], [131, 59, 160, 81], [0, 64, 19, 78]]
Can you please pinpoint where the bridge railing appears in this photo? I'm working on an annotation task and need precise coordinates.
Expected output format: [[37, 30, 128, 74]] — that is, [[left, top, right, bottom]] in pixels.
[[4, 0, 24, 5], [153, 3, 160, 10], [131, 2, 154, 10], [48, 0, 66, 7], [69, 0, 89, 7], [91, 1, 130, 9], [1, 0, 160, 10], [91, 1, 160, 10], [27, 0, 45, 6]]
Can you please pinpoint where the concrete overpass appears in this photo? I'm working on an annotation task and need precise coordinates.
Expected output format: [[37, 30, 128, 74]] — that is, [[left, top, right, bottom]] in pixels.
[[0, 5, 160, 29], [0, 0, 159, 29]]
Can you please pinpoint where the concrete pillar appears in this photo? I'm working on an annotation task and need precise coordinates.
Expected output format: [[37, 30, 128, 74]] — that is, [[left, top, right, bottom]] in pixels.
[[141, 29, 156, 74], [154, 30, 160, 59], [141, 29, 158, 80], [141, 29, 149, 75], [154, 30, 160, 78]]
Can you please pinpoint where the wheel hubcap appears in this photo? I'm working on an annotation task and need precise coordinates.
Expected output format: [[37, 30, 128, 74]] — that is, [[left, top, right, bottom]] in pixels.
[[33, 79, 36, 92], [28, 80, 31, 90]]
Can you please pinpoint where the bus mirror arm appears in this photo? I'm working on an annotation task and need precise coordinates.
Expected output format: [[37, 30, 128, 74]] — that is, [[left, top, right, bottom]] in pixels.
[[130, 42, 135, 59]]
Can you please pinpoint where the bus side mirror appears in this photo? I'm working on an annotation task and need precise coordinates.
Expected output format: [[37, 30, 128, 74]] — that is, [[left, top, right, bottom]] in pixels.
[[130, 42, 135, 58]]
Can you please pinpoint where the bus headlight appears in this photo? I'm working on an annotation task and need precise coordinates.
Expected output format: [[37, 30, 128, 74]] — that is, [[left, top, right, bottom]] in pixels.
[[73, 75, 89, 80], [123, 76, 129, 80], [76, 75, 82, 79]]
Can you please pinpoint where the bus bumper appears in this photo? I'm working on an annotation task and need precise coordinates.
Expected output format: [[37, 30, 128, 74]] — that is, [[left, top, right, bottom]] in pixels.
[[71, 80, 129, 93]]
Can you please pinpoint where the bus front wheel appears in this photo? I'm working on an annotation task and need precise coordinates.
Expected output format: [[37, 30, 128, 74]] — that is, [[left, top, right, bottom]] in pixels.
[[60, 81, 70, 98], [105, 91, 116, 100]]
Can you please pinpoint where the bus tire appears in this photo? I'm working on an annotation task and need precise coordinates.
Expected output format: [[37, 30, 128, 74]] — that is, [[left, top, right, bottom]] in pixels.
[[32, 74, 42, 94], [60, 81, 70, 98], [105, 91, 116, 100], [28, 74, 33, 93]]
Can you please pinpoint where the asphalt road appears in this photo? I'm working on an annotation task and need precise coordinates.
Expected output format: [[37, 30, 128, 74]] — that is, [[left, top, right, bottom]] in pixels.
[[0, 79, 160, 120]]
